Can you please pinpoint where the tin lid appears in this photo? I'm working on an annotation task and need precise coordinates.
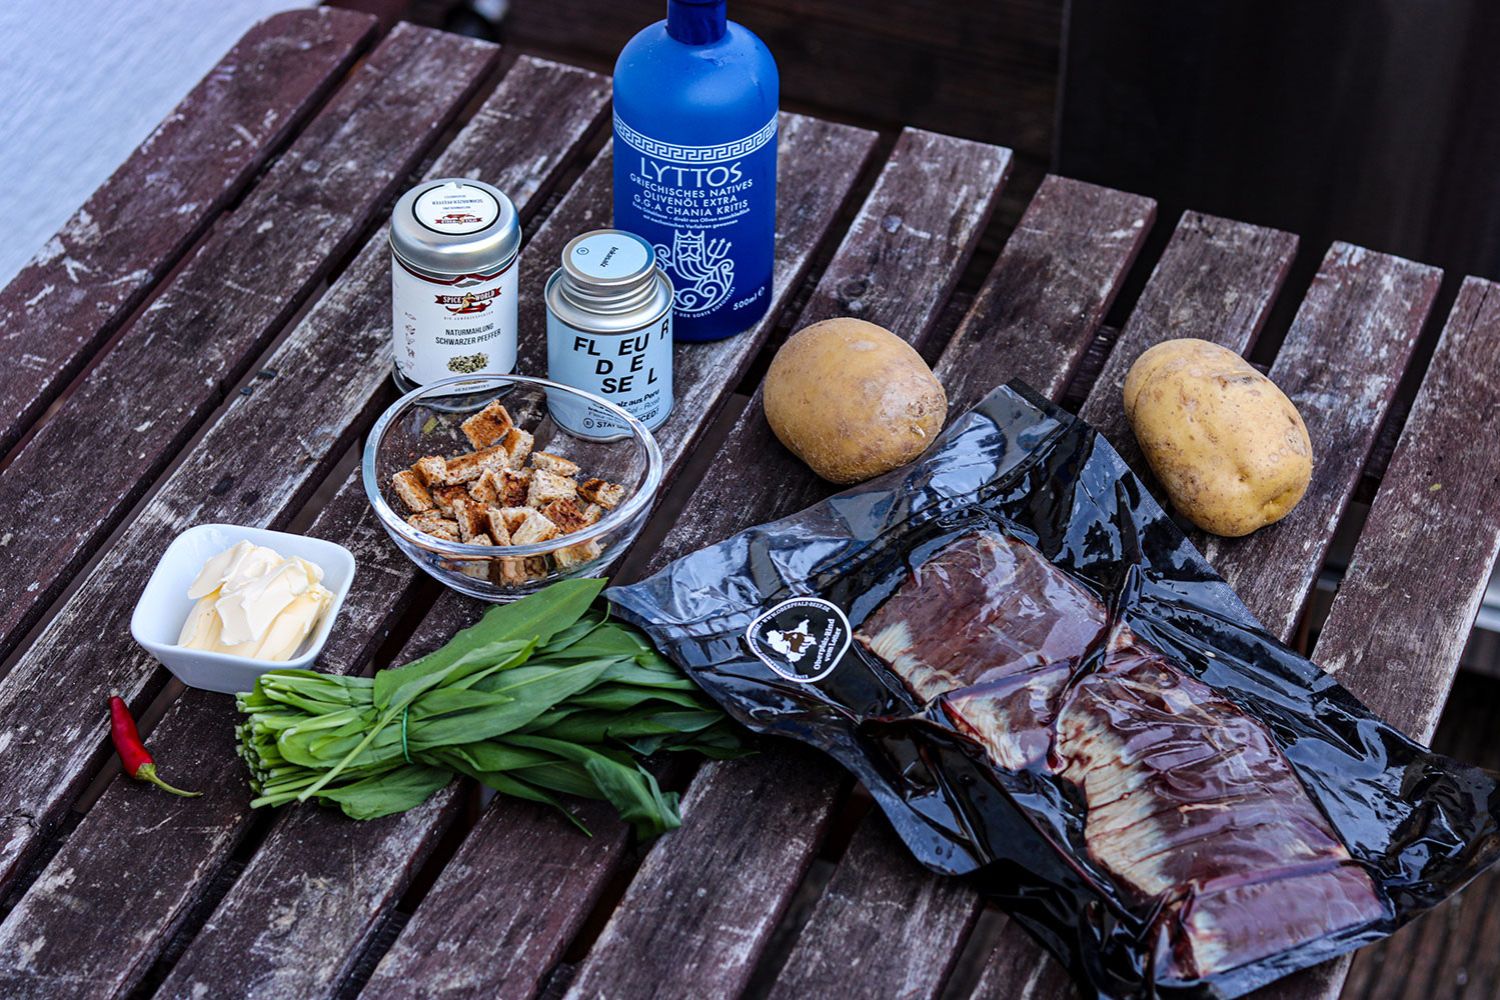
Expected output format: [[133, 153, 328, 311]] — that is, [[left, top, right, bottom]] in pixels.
[[561, 230, 656, 290], [390, 179, 520, 276]]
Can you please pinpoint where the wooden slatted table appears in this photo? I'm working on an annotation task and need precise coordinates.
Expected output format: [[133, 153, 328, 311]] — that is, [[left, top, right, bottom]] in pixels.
[[2, 13, 1498, 1000]]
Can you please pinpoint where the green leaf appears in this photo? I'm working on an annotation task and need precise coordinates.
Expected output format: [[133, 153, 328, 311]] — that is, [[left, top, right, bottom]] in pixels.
[[313, 766, 452, 820]]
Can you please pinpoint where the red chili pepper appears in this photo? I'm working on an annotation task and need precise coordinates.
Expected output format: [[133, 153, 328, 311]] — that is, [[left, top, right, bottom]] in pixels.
[[108, 696, 201, 798]]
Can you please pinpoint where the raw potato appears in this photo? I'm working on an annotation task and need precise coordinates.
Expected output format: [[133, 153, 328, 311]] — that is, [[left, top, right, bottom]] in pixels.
[[764, 318, 947, 484], [1124, 338, 1312, 537]]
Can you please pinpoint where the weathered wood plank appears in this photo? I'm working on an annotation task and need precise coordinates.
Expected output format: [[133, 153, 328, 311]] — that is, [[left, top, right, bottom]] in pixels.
[[0, 8, 376, 457], [147, 116, 877, 1000], [0, 25, 499, 665], [1077, 211, 1298, 455], [640, 130, 1014, 576], [0, 55, 602, 952], [1245, 279, 1500, 1000], [934, 176, 1152, 412], [961, 248, 1445, 999], [355, 117, 879, 1000], [760, 178, 1155, 999], [560, 129, 1013, 1000], [767, 813, 982, 1000], [1199, 244, 1441, 638]]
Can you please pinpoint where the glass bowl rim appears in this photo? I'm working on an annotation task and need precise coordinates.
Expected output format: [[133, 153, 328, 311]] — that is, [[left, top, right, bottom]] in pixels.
[[361, 373, 664, 559]]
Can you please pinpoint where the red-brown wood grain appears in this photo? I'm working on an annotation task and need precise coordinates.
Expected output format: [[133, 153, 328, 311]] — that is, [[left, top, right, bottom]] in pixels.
[[958, 245, 1444, 999], [0, 25, 498, 665], [0, 54, 595, 968], [1247, 279, 1500, 1000], [560, 129, 1014, 1000], [145, 115, 878, 1000], [0, 8, 376, 458]]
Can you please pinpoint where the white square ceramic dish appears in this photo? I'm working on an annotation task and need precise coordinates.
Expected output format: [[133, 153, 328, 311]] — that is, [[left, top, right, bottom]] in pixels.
[[130, 523, 356, 694]]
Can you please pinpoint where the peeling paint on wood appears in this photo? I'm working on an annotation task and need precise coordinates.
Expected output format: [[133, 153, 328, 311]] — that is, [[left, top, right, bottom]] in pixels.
[[0, 9, 376, 459]]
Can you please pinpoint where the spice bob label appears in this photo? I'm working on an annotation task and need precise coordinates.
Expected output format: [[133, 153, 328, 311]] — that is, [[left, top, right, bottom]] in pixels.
[[745, 598, 851, 684]]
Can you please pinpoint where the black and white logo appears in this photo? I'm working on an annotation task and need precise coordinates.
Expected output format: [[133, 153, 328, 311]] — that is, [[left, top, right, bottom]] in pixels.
[[745, 598, 852, 684]]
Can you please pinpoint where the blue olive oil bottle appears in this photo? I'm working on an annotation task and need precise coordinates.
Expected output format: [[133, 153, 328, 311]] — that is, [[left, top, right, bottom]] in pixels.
[[613, 0, 778, 342]]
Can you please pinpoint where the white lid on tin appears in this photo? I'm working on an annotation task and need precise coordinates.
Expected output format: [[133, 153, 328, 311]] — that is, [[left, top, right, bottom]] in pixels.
[[562, 230, 655, 290], [413, 183, 499, 234], [390, 179, 520, 276]]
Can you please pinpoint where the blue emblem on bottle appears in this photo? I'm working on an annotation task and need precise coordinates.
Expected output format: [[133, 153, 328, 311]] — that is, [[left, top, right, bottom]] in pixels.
[[613, 0, 779, 342]]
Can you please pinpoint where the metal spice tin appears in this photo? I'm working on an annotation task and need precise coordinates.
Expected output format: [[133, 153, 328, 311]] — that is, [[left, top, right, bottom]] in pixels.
[[389, 178, 521, 391], [545, 230, 674, 438]]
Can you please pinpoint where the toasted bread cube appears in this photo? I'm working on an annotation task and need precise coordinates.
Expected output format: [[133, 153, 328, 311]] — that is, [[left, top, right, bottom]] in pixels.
[[530, 451, 581, 477], [460, 400, 515, 450], [457, 535, 494, 579], [496, 555, 547, 586], [509, 508, 559, 546], [452, 498, 490, 542], [580, 502, 604, 526], [494, 506, 532, 535], [407, 512, 460, 542], [496, 468, 532, 507], [391, 469, 434, 513], [553, 539, 603, 569], [445, 444, 510, 484], [470, 469, 502, 506], [413, 455, 448, 486], [578, 478, 626, 510], [527, 469, 578, 508], [498, 427, 534, 467], [431, 484, 470, 515], [485, 507, 513, 545], [540, 498, 590, 535]]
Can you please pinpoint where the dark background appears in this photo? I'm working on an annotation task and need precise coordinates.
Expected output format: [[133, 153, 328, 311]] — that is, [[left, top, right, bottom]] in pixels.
[[336, 0, 1500, 288]]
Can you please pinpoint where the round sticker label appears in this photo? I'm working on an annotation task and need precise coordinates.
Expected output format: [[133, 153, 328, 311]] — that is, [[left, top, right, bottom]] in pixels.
[[569, 231, 651, 281], [414, 183, 499, 235], [745, 598, 852, 684]]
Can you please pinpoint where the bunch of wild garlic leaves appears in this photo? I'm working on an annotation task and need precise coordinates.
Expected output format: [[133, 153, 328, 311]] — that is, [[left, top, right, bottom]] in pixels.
[[235, 579, 744, 837]]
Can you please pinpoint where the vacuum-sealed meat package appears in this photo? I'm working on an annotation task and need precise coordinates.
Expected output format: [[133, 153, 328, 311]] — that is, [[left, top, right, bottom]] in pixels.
[[607, 382, 1500, 999]]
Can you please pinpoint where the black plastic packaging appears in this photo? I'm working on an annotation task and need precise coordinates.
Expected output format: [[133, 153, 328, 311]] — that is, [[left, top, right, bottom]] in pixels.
[[607, 383, 1500, 999]]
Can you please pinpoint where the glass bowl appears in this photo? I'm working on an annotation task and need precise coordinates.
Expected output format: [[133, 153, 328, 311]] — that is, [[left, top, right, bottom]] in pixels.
[[362, 374, 663, 601]]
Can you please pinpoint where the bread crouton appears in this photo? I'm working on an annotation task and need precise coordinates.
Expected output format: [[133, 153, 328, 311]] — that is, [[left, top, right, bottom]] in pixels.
[[509, 508, 559, 546], [552, 539, 602, 569], [485, 507, 513, 546], [430, 484, 470, 515], [407, 512, 460, 542], [445, 444, 510, 484], [460, 400, 514, 450], [456, 534, 494, 579], [580, 502, 604, 526], [470, 469, 501, 506], [413, 455, 448, 486], [452, 498, 490, 542], [492, 506, 532, 535], [498, 426, 534, 467], [578, 478, 626, 509], [496, 468, 532, 507], [540, 498, 590, 534], [496, 555, 547, 586], [526, 469, 578, 508], [530, 451, 580, 477], [391, 469, 434, 513]]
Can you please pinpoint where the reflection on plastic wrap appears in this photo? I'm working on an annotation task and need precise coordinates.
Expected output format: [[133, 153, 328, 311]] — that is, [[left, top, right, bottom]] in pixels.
[[608, 382, 1500, 999]]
